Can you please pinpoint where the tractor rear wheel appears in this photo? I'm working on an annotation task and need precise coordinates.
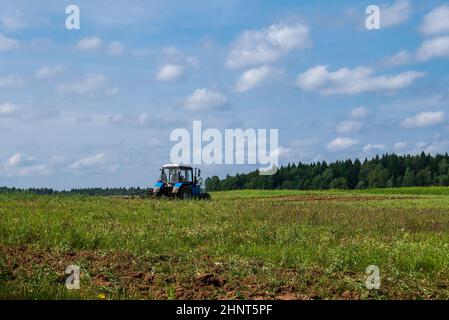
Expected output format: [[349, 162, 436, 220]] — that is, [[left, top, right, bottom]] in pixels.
[[201, 193, 211, 200], [178, 186, 192, 200]]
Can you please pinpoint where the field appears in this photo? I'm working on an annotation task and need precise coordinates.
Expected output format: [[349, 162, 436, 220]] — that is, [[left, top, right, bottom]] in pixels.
[[1, 187, 449, 300]]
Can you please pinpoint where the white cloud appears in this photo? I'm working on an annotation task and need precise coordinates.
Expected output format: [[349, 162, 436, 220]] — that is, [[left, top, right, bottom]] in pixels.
[[337, 120, 362, 134], [420, 4, 449, 35], [383, 50, 412, 67], [58, 73, 106, 95], [0, 32, 18, 51], [70, 153, 106, 169], [76, 37, 102, 51], [380, 0, 411, 28], [137, 112, 149, 126], [393, 141, 407, 150], [6, 153, 31, 167], [70, 153, 118, 173], [0, 75, 24, 88], [161, 46, 199, 67], [350, 106, 369, 119], [0, 102, 57, 122], [16, 164, 49, 176], [0, 153, 49, 177], [184, 88, 229, 111], [416, 142, 427, 149], [235, 66, 283, 92], [108, 112, 169, 128], [363, 144, 385, 154], [401, 111, 445, 128], [227, 22, 311, 68], [109, 113, 125, 125], [0, 11, 27, 31], [296, 65, 424, 95], [0, 102, 20, 116], [155, 64, 185, 82], [423, 139, 449, 154], [35, 66, 64, 79], [108, 41, 125, 55], [416, 36, 449, 62], [326, 137, 359, 152]]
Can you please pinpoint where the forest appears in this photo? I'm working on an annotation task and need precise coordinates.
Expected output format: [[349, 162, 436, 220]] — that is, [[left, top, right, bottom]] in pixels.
[[205, 152, 449, 191]]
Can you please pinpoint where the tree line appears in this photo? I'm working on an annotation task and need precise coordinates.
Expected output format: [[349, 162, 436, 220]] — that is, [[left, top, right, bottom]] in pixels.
[[0, 187, 151, 196], [205, 153, 449, 191], [3, 153, 449, 195]]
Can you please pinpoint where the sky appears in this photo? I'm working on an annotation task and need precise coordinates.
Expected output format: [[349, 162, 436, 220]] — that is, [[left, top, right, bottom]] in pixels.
[[1, 0, 449, 189]]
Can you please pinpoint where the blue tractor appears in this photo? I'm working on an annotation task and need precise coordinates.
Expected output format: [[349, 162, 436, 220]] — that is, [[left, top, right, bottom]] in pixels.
[[152, 164, 211, 200]]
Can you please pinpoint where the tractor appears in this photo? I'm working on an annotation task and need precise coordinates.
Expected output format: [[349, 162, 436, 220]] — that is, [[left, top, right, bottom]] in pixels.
[[151, 164, 211, 200]]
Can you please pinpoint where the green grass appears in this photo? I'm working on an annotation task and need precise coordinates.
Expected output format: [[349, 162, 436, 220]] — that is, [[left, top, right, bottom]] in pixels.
[[1, 188, 449, 299]]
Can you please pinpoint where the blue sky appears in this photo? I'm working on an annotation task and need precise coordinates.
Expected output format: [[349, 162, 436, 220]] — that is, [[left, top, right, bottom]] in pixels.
[[1, 0, 449, 189]]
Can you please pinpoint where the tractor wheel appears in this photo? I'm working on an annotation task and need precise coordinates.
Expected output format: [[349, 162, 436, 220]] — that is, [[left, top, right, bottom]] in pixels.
[[178, 186, 193, 200], [201, 193, 211, 200]]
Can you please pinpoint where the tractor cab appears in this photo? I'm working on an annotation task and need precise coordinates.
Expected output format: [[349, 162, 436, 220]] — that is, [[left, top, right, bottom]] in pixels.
[[152, 164, 210, 200], [160, 164, 194, 184]]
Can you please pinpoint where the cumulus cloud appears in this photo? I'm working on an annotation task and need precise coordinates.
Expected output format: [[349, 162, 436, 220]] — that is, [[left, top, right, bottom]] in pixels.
[[0, 102, 20, 117], [35, 66, 64, 79], [154, 47, 199, 83], [326, 137, 359, 152], [416, 36, 449, 62], [69, 153, 119, 173], [337, 120, 362, 134], [420, 4, 449, 35], [6, 153, 33, 167], [380, 0, 411, 28], [0, 32, 18, 51], [383, 50, 412, 67], [350, 106, 369, 119], [70, 153, 105, 169], [401, 111, 445, 128], [155, 64, 185, 82], [296, 65, 424, 95], [109, 112, 182, 129], [58, 73, 106, 95], [0, 75, 25, 88], [0, 11, 27, 31], [161, 46, 199, 66], [393, 141, 407, 151], [183, 88, 229, 111], [227, 22, 311, 68], [76, 37, 103, 51], [363, 144, 385, 154], [76, 37, 125, 55], [0, 102, 58, 122], [0, 153, 49, 177], [422, 139, 449, 154], [235, 66, 283, 92]]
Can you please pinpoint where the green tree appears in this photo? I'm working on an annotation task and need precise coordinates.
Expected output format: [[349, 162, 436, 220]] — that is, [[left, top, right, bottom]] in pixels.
[[402, 167, 415, 187]]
